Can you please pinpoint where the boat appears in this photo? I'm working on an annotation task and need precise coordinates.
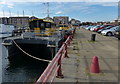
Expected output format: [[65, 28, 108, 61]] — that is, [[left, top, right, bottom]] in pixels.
[[0, 24, 14, 38], [2, 19, 66, 64]]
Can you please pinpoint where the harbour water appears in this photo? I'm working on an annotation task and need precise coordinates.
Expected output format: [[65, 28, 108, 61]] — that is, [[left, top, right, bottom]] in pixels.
[[0, 38, 48, 84]]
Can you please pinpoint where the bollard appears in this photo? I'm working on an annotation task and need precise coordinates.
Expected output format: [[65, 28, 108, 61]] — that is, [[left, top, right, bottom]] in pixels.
[[90, 56, 100, 73], [91, 34, 96, 41]]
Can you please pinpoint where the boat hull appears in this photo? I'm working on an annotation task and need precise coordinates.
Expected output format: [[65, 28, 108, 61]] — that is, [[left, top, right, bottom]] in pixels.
[[3, 37, 64, 65], [6, 43, 53, 64]]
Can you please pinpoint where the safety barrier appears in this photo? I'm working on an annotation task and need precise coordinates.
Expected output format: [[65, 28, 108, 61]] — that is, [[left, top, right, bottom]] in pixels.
[[36, 32, 74, 84]]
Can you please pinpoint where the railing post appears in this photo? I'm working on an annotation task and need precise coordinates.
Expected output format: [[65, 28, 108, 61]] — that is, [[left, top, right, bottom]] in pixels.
[[56, 51, 64, 78], [64, 43, 69, 58], [70, 35, 73, 41], [67, 37, 70, 46]]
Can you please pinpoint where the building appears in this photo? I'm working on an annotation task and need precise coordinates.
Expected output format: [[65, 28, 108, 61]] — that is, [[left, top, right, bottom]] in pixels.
[[0, 17, 9, 24], [53, 16, 69, 25], [29, 16, 39, 21], [111, 18, 120, 25], [0, 16, 41, 29], [43, 16, 53, 22], [70, 19, 81, 26], [9, 17, 29, 28]]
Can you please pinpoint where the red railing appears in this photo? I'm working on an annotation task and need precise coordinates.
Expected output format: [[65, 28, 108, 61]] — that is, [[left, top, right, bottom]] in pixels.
[[36, 28, 75, 84]]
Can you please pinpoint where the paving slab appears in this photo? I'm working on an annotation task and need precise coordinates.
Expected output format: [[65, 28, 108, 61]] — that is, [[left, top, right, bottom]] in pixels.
[[53, 28, 119, 83]]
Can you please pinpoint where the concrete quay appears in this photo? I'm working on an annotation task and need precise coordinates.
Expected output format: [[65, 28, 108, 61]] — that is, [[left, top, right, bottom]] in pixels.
[[53, 28, 119, 83]]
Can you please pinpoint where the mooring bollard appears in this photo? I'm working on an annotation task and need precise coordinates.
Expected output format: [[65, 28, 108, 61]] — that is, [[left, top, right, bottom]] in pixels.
[[90, 56, 100, 73], [91, 34, 96, 41]]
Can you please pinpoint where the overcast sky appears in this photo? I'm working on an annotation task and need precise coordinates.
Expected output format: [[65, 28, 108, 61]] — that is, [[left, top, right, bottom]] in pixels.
[[0, 1, 119, 22]]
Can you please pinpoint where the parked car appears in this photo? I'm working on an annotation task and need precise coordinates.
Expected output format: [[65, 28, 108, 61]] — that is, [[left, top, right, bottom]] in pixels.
[[114, 26, 120, 40], [81, 25, 89, 29], [90, 25, 102, 31], [85, 25, 95, 30], [97, 25, 115, 33], [93, 25, 112, 32], [101, 26, 119, 36]]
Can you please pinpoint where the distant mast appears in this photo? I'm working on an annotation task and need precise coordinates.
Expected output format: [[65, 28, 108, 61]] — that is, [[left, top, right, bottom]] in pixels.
[[23, 10, 24, 17], [3, 9, 5, 17], [32, 10, 34, 16], [47, 2, 49, 17], [9, 9, 11, 17], [43, 2, 50, 17], [17, 11, 19, 17]]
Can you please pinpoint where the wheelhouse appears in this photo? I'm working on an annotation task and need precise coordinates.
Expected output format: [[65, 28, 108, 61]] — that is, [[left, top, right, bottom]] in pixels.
[[29, 19, 56, 36]]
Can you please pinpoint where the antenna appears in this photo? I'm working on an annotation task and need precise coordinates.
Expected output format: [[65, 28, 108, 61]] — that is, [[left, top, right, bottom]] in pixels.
[[17, 11, 19, 17], [47, 2, 49, 17], [3, 9, 5, 17], [9, 9, 11, 17], [32, 10, 34, 16], [43, 2, 50, 17], [23, 10, 24, 17]]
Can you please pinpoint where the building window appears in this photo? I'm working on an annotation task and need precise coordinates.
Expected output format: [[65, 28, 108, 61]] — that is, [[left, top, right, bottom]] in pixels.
[[14, 21, 17, 24]]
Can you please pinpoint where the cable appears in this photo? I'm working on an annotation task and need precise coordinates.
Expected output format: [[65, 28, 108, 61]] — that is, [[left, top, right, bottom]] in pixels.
[[12, 40, 51, 63]]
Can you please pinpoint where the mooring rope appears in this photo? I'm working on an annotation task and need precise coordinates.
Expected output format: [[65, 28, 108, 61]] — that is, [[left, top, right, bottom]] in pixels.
[[12, 40, 51, 63]]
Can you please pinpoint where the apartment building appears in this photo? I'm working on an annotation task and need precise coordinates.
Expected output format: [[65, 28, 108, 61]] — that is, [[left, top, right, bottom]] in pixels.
[[53, 16, 69, 25], [9, 17, 29, 28]]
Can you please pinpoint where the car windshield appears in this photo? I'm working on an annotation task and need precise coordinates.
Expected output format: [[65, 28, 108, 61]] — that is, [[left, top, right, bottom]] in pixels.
[[111, 26, 118, 30], [118, 26, 120, 31], [93, 25, 100, 28], [105, 26, 114, 29], [100, 25, 105, 27]]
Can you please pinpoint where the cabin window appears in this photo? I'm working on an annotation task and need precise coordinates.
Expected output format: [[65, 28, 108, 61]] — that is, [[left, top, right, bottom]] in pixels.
[[40, 23, 45, 30], [46, 23, 51, 28]]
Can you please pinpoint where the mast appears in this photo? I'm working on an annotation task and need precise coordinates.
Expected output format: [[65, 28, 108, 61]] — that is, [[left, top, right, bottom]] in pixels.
[[32, 10, 34, 16], [3, 9, 5, 17], [43, 2, 50, 17], [23, 10, 24, 17], [9, 9, 11, 17], [47, 2, 49, 17], [17, 11, 19, 17]]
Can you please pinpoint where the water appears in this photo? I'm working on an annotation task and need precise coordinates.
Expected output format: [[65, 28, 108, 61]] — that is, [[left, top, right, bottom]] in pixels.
[[0, 38, 48, 84]]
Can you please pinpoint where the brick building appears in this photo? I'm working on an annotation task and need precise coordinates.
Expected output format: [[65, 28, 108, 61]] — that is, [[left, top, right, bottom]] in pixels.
[[0, 17, 9, 24], [53, 16, 69, 25], [9, 17, 29, 28]]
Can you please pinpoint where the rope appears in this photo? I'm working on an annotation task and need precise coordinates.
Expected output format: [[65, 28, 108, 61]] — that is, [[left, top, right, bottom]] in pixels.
[[12, 40, 51, 63]]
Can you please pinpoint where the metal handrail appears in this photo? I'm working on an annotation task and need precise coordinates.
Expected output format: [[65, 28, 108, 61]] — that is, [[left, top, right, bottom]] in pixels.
[[35, 28, 76, 84], [36, 34, 73, 84]]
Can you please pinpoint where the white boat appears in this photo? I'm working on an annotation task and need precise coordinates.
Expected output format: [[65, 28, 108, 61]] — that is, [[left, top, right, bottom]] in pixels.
[[0, 24, 14, 38]]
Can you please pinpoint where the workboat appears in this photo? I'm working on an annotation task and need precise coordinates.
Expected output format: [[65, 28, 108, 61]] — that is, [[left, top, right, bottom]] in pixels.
[[2, 19, 67, 64]]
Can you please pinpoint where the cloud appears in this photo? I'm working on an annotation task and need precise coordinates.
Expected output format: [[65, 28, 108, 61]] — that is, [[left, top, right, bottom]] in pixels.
[[55, 11, 64, 14], [54, 3, 96, 15], [0, 1, 14, 8], [7, 4, 14, 8], [0, 11, 11, 17], [60, 2, 117, 15], [84, 2, 118, 7], [0, 0, 119, 2], [0, 11, 32, 17]]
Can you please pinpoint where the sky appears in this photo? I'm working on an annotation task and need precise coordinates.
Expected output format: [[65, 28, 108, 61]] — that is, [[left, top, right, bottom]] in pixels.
[[0, 1, 119, 22]]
